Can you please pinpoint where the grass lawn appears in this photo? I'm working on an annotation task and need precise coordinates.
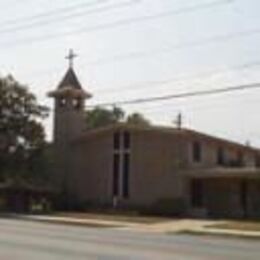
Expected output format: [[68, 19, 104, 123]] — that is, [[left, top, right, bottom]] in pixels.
[[54, 212, 171, 224], [209, 221, 260, 232]]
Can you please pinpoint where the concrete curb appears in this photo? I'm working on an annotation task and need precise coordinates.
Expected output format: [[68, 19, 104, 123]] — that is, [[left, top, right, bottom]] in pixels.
[[178, 228, 260, 239]]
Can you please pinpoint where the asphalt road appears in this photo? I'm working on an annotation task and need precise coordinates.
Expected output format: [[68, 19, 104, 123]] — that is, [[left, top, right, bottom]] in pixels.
[[0, 218, 259, 260]]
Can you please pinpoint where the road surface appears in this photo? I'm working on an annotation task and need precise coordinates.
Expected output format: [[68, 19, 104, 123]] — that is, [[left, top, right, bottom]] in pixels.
[[0, 218, 259, 259]]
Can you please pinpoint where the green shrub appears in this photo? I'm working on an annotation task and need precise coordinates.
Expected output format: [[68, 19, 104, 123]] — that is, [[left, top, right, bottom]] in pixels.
[[143, 198, 186, 216]]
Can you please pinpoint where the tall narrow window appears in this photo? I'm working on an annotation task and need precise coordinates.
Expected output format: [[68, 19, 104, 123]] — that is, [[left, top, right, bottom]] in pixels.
[[112, 130, 131, 200], [113, 153, 120, 196], [237, 151, 244, 167], [192, 141, 202, 162], [122, 153, 130, 198], [123, 131, 130, 150], [217, 147, 224, 165], [113, 132, 120, 150]]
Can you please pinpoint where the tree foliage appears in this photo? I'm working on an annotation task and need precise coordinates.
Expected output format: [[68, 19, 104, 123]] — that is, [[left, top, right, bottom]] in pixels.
[[85, 106, 124, 129], [0, 75, 48, 180], [85, 106, 150, 129], [127, 112, 150, 126]]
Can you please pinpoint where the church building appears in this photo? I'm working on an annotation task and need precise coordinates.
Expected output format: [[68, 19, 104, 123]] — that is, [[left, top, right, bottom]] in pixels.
[[48, 53, 260, 219]]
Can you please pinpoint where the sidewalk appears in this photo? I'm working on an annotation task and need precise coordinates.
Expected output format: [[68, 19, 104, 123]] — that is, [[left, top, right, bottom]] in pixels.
[[10, 214, 260, 239], [185, 226, 260, 239], [14, 214, 142, 228]]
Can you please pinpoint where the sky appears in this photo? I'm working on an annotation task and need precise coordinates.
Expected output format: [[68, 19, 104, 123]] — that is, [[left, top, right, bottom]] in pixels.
[[1, 0, 260, 146]]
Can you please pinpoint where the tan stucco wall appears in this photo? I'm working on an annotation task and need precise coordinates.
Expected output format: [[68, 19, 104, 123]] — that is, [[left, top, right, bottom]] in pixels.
[[71, 132, 113, 205], [55, 126, 260, 217], [128, 130, 186, 206], [184, 136, 256, 169], [70, 129, 189, 208]]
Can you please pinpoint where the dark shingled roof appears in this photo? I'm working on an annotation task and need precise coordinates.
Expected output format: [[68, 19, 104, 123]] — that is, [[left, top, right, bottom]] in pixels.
[[58, 67, 82, 89]]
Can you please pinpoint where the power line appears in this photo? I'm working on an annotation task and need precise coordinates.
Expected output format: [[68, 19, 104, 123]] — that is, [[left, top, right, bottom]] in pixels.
[[21, 59, 260, 107], [13, 24, 260, 79], [0, 0, 105, 28], [0, 0, 232, 47], [0, 0, 140, 34], [0, 0, 106, 27], [87, 29, 260, 67], [93, 60, 260, 94], [87, 82, 260, 107], [140, 92, 260, 115]]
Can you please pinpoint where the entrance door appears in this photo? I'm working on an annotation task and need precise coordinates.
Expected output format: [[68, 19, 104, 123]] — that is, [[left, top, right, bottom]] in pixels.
[[191, 179, 204, 208]]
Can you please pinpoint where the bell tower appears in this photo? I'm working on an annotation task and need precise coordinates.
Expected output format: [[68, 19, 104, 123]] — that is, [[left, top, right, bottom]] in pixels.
[[48, 50, 92, 208], [48, 50, 92, 144]]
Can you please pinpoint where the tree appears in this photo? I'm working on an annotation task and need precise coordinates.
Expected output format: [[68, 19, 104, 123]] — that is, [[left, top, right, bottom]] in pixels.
[[127, 112, 150, 126], [85, 106, 124, 129], [85, 107, 150, 129], [0, 75, 48, 180]]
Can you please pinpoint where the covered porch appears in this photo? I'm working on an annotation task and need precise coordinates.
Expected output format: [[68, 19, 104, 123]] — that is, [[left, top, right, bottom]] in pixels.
[[0, 179, 54, 213], [186, 168, 260, 219]]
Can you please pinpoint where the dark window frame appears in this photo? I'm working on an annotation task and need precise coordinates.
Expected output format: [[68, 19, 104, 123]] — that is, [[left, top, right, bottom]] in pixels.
[[112, 153, 120, 196], [122, 152, 130, 199], [237, 151, 244, 167], [192, 141, 202, 163], [113, 132, 120, 150], [123, 131, 131, 150], [217, 147, 225, 165]]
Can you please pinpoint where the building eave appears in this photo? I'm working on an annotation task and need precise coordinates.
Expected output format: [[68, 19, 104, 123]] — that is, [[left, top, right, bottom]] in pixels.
[[184, 167, 260, 179], [72, 123, 259, 153]]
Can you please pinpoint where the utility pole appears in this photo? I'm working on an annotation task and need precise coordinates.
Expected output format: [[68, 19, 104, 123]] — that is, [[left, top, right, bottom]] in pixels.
[[174, 112, 183, 130]]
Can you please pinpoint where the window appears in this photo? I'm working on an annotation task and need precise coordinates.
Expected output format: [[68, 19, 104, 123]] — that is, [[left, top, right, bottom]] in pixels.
[[123, 131, 130, 150], [59, 98, 66, 107], [113, 132, 120, 150], [112, 153, 120, 196], [237, 151, 244, 167], [192, 141, 202, 162], [112, 131, 131, 199], [217, 147, 224, 165], [72, 99, 81, 109], [191, 180, 204, 207], [122, 153, 130, 198]]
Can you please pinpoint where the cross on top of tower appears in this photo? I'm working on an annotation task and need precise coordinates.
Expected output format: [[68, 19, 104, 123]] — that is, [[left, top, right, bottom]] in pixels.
[[66, 49, 77, 68]]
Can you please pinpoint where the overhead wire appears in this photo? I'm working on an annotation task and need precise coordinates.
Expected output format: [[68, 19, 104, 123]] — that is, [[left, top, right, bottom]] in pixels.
[[0, 0, 106, 28], [0, 0, 140, 34], [87, 82, 260, 107], [86, 28, 260, 67], [0, 0, 233, 47], [17, 23, 260, 82], [93, 60, 260, 94]]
